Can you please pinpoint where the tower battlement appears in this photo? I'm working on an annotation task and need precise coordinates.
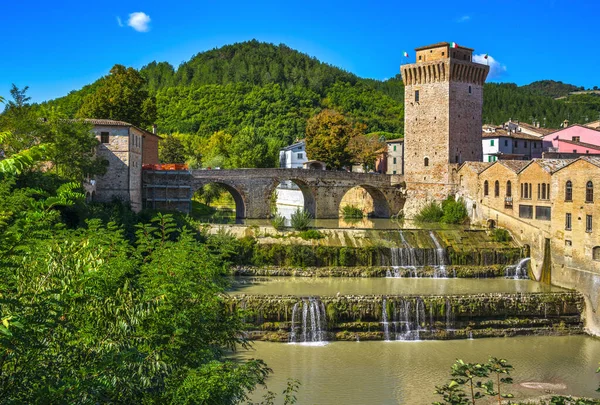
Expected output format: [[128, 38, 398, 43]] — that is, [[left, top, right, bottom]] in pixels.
[[402, 42, 489, 217]]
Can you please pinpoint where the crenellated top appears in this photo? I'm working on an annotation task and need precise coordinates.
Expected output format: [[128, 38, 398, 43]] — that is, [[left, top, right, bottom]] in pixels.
[[401, 59, 489, 86]]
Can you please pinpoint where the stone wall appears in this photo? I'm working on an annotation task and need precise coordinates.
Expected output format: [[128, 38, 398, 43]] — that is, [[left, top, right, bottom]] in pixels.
[[93, 125, 131, 204]]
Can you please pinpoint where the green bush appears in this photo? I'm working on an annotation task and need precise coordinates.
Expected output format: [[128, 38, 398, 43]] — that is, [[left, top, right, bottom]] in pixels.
[[298, 229, 324, 240], [440, 196, 468, 224], [414, 201, 444, 223], [339, 247, 355, 266], [341, 205, 364, 219], [271, 214, 286, 231], [491, 228, 512, 242], [415, 196, 468, 224], [290, 208, 312, 231]]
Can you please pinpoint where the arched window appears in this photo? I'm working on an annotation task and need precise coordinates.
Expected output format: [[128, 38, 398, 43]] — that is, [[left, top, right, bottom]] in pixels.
[[424, 157, 429, 167], [542, 183, 546, 200], [494, 180, 500, 197], [594, 247, 600, 261], [586, 181, 594, 203], [565, 181, 572, 201], [484, 180, 489, 196], [506, 181, 512, 197]]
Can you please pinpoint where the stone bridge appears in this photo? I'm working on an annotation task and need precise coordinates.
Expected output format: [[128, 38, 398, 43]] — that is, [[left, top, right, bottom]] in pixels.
[[142, 168, 405, 219]]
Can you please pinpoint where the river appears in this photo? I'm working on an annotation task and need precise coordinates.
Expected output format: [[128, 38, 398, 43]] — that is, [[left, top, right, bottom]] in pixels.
[[237, 336, 600, 404]]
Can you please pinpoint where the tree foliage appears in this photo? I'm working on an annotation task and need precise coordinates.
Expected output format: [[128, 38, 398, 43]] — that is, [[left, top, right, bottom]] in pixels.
[[76, 64, 157, 128], [305, 109, 358, 169]]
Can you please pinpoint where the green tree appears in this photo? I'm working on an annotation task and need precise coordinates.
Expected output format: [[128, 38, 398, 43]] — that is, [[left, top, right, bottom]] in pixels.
[[0, 85, 44, 155], [449, 360, 491, 404], [305, 109, 355, 169], [347, 132, 386, 171], [228, 127, 270, 168], [485, 357, 513, 404], [159, 135, 187, 163], [77, 64, 157, 128]]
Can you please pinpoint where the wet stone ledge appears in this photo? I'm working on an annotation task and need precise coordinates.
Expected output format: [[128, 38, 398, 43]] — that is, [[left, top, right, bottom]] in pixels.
[[232, 265, 510, 278], [229, 292, 585, 342]]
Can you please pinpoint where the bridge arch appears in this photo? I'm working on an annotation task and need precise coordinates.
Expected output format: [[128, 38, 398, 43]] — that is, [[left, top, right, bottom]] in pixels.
[[270, 178, 317, 218], [339, 184, 392, 218], [192, 181, 246, 219]]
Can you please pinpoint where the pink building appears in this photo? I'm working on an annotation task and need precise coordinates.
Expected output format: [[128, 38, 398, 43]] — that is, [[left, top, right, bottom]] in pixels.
[[542, 125, 600, 154]]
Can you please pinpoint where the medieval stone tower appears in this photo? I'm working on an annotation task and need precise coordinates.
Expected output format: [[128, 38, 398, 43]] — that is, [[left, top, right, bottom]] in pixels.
[[401, 42, 489, 217]]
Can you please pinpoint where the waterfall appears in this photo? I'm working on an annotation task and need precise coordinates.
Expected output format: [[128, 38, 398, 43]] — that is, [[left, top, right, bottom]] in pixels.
[[505, 258, 530, 279], [445, 298, 455, 330], [429, 231, 448, 277], [289, 297, 327, 344], [382, 297, 391, 341], [390, 231, 419, 267]]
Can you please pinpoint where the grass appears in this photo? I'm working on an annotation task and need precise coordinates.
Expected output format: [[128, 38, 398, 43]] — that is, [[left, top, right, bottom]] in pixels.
[[341, 205, 364, 219]]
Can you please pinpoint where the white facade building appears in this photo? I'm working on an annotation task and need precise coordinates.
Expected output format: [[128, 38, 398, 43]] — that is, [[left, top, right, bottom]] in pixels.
[[279, 141, 307, 168], [276, 141, 307, 216], [482, 125, 543, 162]]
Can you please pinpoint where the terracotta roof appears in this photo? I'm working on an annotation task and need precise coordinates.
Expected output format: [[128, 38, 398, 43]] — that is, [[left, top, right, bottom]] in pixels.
[[517, 122, 555, 135], [581, 156, 600, 168], [481, 129, 541, 141], [458, 161, 492, 174], [415, 42, 474, 52], [527, 158, 574, 174], [497, 160, 530, 173], [82, 118, 160, 138], [558, 139, 600, 151]]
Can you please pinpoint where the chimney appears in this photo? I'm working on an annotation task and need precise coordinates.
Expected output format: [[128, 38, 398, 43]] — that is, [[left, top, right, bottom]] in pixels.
[[152, 124, 157, 134], [563, 119, 569, 128], [536, 121, 540, 128]]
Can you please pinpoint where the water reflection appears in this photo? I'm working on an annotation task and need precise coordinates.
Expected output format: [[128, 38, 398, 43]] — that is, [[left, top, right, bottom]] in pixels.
[[229, 277, 565, 296], [237, 336, 600, 404]]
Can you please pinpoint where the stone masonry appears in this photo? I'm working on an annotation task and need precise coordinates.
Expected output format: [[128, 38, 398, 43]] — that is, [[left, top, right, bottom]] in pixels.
[[142, 169, 405, 219], [401, 42, 489, 217]]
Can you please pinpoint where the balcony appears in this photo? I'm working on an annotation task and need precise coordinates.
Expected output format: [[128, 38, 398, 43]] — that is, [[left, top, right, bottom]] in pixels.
[[504, 196, 513, 208]]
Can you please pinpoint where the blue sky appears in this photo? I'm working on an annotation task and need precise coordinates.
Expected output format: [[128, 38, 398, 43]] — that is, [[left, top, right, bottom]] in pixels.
[[1, 0, 598, 103]]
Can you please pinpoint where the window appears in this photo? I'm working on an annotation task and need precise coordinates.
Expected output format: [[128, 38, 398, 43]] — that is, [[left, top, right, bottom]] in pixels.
[[393, 170, 397, 174], [514, 141, 518, 148], [541, 183, 547, 200], [484, 180, 489, 196], [565, 240, 572, 246], [565, 181, 573, 201], [442, 52, 445, 56], [565, 213, 572, 230], [419, 55, 422, 61], [586, 215, 593, 233], [393, 145, 397, 152], [490, 140, 495, 146], [519, 205, 533, 219], [524, 141, 528, 147], [469, 85, 472, 94], [415, 90, 420, 103], [521, 183, 532, 199], [572, 136, 581, 142], [593, 247, 600, 261], [494, 180, 500, 197], [100, 132, 109, 143], [424, 157, 429, 167], [586, 181, 594, 202], [393, 157, 397, 164], [535, 206, 551, 221], [573, 149, 577, 153], [297, 153, 303, 159], [506, 181, 512, 197], [505, 140, 508, 147]]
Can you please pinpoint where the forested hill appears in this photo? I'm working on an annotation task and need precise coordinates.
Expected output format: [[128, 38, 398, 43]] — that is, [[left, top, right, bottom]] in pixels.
[[40, 40, 599, 163]]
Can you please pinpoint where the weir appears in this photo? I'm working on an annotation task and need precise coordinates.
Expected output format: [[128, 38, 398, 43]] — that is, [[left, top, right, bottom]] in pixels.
[[229, 292, 584, 342]]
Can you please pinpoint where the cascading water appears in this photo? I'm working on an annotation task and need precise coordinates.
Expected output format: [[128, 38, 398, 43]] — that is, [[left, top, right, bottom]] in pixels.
[[381, 297, 456, 341], [289, 297, 327, 344], [505, 258, 530, 279], [429, 231, 448, 278], [386, 231, 449, 278]]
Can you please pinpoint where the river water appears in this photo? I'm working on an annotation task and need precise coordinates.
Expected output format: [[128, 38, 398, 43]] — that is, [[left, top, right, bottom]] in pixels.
[[237, 336, 600, 404], [230, 277, 566, 296]]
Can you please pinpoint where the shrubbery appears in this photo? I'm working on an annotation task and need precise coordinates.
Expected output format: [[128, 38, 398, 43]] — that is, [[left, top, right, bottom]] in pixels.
[[491, 228, 512, 242], [415, 196, 468, 224], [271, 214, 286, 231], [298, 229, 324, 240], [290, 208, 312, 231], [341, 205, 364, 218]]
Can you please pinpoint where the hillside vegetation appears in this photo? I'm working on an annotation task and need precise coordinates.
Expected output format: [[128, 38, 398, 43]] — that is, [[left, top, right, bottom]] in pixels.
[[37, 40, 600, 167]]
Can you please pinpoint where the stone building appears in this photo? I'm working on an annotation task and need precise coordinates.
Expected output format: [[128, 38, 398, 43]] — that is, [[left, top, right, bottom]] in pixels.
[[401, 42, 489, 216], [88, 119, 160, 212], [482, 125, 543, 161], [457, 156, 600, 334]]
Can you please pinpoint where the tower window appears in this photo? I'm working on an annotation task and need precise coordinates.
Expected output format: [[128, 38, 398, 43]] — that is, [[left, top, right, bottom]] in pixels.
[[100, 132, 110, 144], [586, 181, 594, 202], [468, 86, 472, 94], [419, 55, 422, 61], [494, 180, 500, 197], [484, 181, 489, 196], [593, 246, 600, 261], [565, 213, 572, 231], [424, 157, 429, 167], [565, 181, 573, 201], [586, 215, 593, 233], [506, 181, 512, 197], [415, 90, 420, 103]]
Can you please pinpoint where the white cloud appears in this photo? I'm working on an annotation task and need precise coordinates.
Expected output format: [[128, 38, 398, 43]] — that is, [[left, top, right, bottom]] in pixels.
[[116, 16, 123, 27], [127, 12, 151, 32], [456, 15, 470, 23], [473, 54, 507, 79]]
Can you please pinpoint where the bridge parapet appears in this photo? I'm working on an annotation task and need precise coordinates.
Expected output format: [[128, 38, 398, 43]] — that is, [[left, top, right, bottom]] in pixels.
[[142, 169, 405, 219]]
